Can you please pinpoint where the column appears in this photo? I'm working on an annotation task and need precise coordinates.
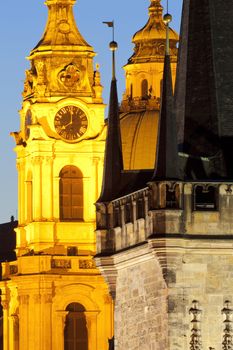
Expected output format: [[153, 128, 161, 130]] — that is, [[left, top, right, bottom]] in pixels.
[[18, 294, 29, 350], [9, 315, 19, 350], [53, 176, 60, 220], [29, 294, 41, 350], [40, 293, 52, 350], [16, 160, 25, 225], [26, 180, 32, 223], [92, 157, 99, 202], [85, 312, 98, 350], [53, 311, 68, 350], [42, 157, 53, 220], [2, 299, 9, 350], [32, 156, 42, 220], [184, 183, 192, 223]]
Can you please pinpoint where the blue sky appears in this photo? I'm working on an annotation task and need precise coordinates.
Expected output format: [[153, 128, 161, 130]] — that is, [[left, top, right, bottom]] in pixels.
[[0, 0, 182, 223]]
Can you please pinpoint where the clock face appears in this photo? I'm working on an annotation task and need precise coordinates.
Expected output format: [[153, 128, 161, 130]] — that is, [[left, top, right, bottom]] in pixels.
[[54, 105, 88, 141], [25, 109, 32, 140]]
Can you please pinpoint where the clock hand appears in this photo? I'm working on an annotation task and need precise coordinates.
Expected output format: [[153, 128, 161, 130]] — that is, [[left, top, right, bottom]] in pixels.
[[61, 112, 74, 129]]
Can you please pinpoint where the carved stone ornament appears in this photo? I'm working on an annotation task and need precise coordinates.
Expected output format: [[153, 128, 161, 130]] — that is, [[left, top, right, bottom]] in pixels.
[[222, 300, 233, 350], [35, 60, 46, 85], [9, 265, 18, 275], [1, 300, 9, 310], [19, 295, 29, 306], [51, 259, 71, 269], [23, 60, 47, 98], [23, 69, 35, 97], [189, 300, 202, 350], [225, 185, 233, 194], [42, 294, 52, 304], [58, 20, 71, 35], [103, 294, 112, 305], [33, 294, 41, 303], [58, 64, 81, 88], [79, 259, 96, 269]]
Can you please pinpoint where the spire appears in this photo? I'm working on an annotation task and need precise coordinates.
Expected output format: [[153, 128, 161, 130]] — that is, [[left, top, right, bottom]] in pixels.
[[97, 41, 123, 202], [152, 12, 179, 180], [175, 0, 233, 178], [148, 0, 163, 21], [32, 0, 92, 54], [23, 0, 97, 101]]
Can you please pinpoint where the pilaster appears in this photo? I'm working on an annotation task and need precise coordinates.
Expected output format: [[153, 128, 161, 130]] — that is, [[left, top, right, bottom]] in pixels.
[[31, 156, 42, 221]]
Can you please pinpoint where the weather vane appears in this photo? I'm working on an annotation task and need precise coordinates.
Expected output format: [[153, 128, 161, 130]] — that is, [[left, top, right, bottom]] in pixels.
[[103, 20, 118, 80], [103, 21, 115, 41]]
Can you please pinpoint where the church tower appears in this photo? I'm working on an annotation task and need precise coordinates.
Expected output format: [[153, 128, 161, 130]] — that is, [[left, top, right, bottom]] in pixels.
[[0, 1, 113, 349], [120, 0, 178, 170]]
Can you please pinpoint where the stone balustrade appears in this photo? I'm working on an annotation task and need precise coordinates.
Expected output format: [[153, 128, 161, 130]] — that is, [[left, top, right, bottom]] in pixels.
[[1, 255, 96, 280], [96, 181, 233, 254]]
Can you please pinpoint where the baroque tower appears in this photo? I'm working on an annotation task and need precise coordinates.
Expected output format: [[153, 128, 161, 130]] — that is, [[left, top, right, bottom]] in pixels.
[[120, 0, 178, 170], [0, 0, 113, 349]]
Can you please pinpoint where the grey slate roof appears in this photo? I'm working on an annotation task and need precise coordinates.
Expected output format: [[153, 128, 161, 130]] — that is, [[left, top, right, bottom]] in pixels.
[[175, 0, 233, 179]]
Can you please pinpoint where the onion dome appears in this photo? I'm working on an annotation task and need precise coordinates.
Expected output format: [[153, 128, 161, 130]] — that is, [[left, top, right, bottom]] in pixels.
[[129, 0, 178, 64]]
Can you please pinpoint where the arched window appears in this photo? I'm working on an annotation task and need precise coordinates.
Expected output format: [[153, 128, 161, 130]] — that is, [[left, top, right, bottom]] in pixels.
[[60, 166, 83, 221], [141, 79, 148, 99], [64, 303, 88, 350]]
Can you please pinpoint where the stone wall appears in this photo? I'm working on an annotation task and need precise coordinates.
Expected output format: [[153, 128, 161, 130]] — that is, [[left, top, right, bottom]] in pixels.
[[95, 180, 233, 350], [152, 237, 233, 350], [114, 245, 167, 350], [105, 237, 233, 350]]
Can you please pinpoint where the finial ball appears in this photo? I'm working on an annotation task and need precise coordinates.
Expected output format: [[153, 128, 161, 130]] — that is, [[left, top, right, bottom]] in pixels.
[[109, 41, 118, 51], [163, 13, 172, 25]]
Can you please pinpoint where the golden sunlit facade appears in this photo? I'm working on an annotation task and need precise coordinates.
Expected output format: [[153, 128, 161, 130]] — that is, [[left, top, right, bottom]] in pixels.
[[0, 0, 179, 349], [0, 0, 113, 349]]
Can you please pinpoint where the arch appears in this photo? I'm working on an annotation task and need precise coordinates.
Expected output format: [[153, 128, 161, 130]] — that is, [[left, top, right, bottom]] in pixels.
[[64, 303, 88, 350], [53, 283, 99, 312], [52, 284, 102, 350], [59, 165, 83, 221], [141, 79, 148, 100]]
